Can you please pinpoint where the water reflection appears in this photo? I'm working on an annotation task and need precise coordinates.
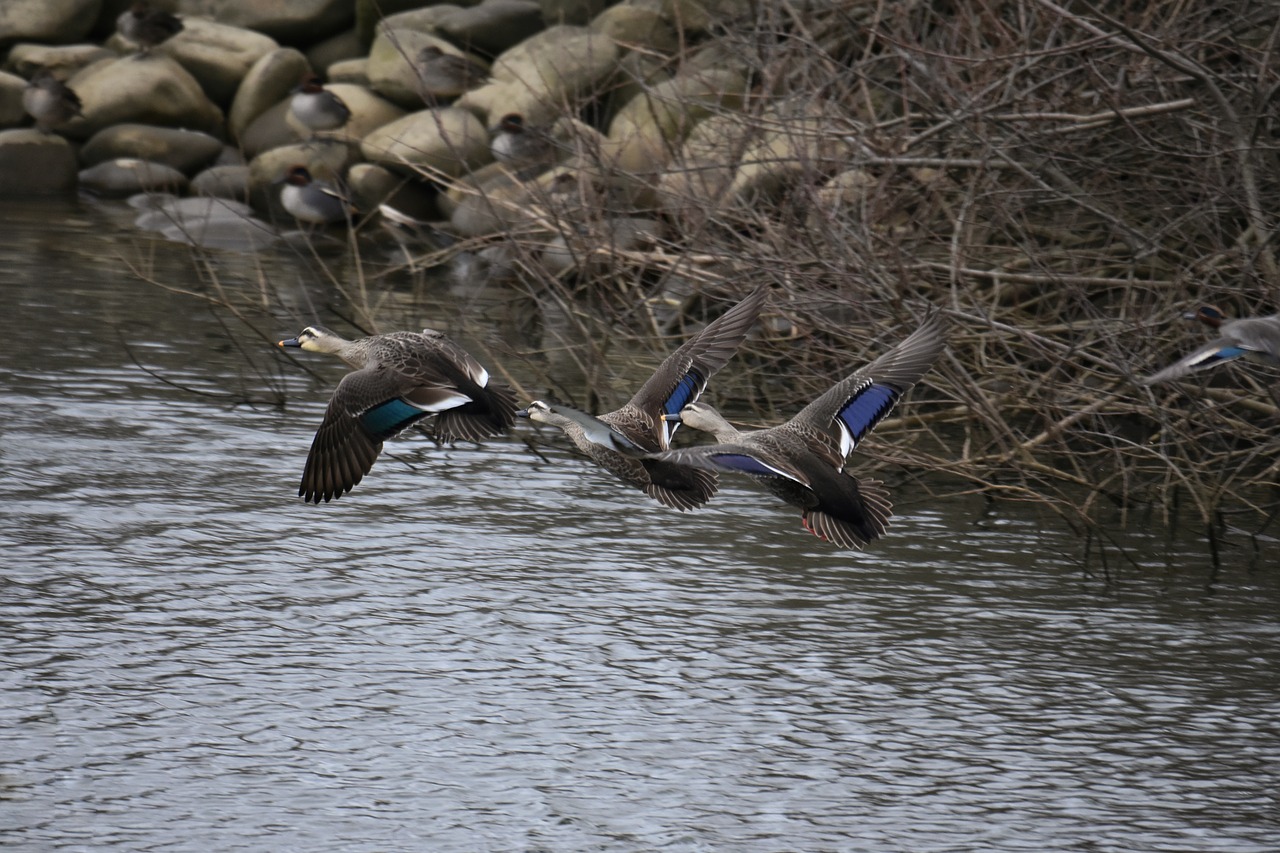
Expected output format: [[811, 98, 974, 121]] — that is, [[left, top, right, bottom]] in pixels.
[[2, 201, 1278, 852]]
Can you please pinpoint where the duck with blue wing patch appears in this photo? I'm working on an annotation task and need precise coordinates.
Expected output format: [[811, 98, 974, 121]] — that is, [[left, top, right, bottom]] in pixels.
[[519, 286, 768, 511], [278, 326, 517, 503], [653, 309, 947, 549], [1142, 305, 1280, 385]]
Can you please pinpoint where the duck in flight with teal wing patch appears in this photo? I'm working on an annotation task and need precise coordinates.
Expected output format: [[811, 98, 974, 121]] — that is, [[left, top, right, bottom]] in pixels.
[[279, 326, 517, 503]]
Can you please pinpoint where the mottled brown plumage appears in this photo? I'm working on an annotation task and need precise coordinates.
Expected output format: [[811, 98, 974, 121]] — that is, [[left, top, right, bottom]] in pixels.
[[655, 309, 947, 548], [279, 326, 516, 503], [520, 286, 768, 510]]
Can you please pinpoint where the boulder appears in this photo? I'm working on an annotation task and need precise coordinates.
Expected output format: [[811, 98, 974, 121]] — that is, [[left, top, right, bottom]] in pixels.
[[133, 194, 277, 251], [327, 59, 369, 86], [660, 0, 757, 37], [63, 56, 223, 139], [0, 0, 100, 45], [0, 73, 26, 128], [238, 100, 294, 159], [282, 83, 406, 141], [0, 128, 78, 194], [306, 29, 364, 75], [190, 163, 251, 199], [6, 43, 116, 80], [78, 157, 189, 195], [80, 124, 223, 173], [346, 162, 440, 219], [160, 17, 280, 107], [247, 138, 355, 198], [366, 27, 447, 109], [590, 3, 678, 54], [539, 0, 608, 26], [484, 25, 619, 112], [361, 106, 489, 178], [606, 66, 747, 172], [725, 108, 850, 204], [178, 0, 354, 43], [438, 1, 544, 54], [227, 47, 310, 142]]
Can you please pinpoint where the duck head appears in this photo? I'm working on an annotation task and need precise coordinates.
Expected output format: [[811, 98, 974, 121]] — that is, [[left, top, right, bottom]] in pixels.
[[278, 325, 346, 353]]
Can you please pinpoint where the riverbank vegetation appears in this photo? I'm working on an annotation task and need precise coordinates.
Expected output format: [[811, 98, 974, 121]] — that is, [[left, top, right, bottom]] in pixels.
[[169, 2, 1280, 555]]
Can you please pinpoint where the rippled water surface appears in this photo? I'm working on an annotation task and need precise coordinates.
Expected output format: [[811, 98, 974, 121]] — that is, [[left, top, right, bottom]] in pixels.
[[2, 202, 1278, 852]]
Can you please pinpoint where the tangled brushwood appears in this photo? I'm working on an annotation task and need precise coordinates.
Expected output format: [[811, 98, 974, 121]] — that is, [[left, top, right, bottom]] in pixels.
[[385, 2, 1276, 538], [175, 2, 1278, 547]]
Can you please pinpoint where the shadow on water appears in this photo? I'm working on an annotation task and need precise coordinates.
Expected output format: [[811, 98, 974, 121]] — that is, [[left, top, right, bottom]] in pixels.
[[2, 200, 1278, 852]]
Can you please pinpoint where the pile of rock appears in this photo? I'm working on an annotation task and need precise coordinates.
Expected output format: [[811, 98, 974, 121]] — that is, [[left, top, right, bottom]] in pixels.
[[0, 0, 850, 263]]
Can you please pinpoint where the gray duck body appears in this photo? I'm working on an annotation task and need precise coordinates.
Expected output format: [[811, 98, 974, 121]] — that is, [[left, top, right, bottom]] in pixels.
[[521, 285, 768, 511], [655, 309, 947, 549], [415, 45, 490, 100], [23, 71, 82, 132], [280, 325, 517, 503], [278, 165, 352, 225], [1143, 305, 1280, 385], [117, 2, 183, 52], [289, 74, 351, 135]]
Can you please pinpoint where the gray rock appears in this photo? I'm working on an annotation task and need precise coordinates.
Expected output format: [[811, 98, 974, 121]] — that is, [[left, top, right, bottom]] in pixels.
[[605, 66, 747, 173], [448, 170, 533, 236], [64, 55, 224, 139], [247, 138, 354, 202], [540, 215, 661, 276], [179, 0, 354, 43], [591, 3, 678, 53], [160, 17, 280, 107], [366, 27, 445, 109], [539, 0, 608, 26], [238, 100, 295, 159], [354, 0, 482, 43], [78, 157, 189, 195], [361, 106, 490, 178], [190, 163, 251, 199], [659, 0, 756, 36], [0, 0, 100, 44], [227, 47, 309, 142], [6, 43, 116, 80], [439, 1, 544, 55], [346, 162, 439, 219], [0, 73, 26, 128], [80, 124, 223, 173], [305, 28, 364, 75], [281, 82, 406, 141], [326, 59, 369, 86], [481, 24, 619, 109], [0, 128, 78, 195], [133, 195, 276, 251]]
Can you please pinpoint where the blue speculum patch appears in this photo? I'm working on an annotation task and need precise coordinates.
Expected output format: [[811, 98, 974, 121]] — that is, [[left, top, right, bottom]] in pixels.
[[360, 398, 426, 438], [837, 384, 898, 444], [710, 452, 785, 478], [664, 371, 705, 415], [1197, 346, 1246, 367]]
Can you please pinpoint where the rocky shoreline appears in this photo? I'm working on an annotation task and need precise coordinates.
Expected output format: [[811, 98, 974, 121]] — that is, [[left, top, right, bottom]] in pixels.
[[0, 0, 826, 258]]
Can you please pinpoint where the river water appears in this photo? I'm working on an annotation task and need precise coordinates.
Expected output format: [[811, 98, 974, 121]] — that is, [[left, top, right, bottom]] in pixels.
[[2, 200, 1277, 852]]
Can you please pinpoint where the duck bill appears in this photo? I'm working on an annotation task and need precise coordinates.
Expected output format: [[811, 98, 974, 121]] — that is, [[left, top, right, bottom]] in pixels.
[[660, 412, 683, 423], [515, 408, 530, 418], [278, 338, 301, 348]]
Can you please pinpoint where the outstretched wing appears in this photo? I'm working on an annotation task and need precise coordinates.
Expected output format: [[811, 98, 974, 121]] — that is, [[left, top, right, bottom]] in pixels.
[[623, 285, 768, 449], [783, 309, 947, 467]]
